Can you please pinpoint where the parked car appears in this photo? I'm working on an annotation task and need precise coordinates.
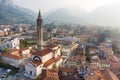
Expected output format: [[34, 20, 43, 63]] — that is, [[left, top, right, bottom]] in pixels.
[[0, 68, 3, 71], [1, 75, 5, 78], [7, 69, 11, 73], [16, 74, 20, 79]]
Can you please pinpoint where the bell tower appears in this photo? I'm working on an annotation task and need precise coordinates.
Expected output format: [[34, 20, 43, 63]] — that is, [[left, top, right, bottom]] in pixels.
[[37, 10, 43, 50]]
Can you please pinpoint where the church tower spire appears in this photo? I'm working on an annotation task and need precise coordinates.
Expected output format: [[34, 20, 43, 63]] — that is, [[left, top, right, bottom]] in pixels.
[[37, 10, 43, 50], [38, 10, 42, 19]]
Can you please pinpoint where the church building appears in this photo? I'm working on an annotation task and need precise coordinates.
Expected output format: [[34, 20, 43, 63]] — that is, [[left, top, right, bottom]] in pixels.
[[24, 11, 62, 79]]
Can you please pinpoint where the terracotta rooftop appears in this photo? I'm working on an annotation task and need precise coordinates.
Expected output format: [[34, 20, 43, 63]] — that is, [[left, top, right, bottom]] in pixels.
[[110, 62, 120, 71], [43, 56, 61, 67], [48, 69, 58, 73], [41, 69, 59, 80], [9, 48, 30, 54], [54, 56, 61, 62], [59, 68, 76, 73], [68, 56, 76, 62], [2, 53, 23, 60], [31, 60, 42, 67], [45, 44, 58, 48], [19, 48, 29, 51], [91, 58, 99, 62], [44, 77, 57, 80], [103, 69, 119, 80], [52, 39, 65, 42], [99, 59, 110, 64], [9, 49, 19, 53], [32, 48, 52, 56], [43, 59, 53, 67], [62, 76, 78, 80], [110, 55, 119, 62]]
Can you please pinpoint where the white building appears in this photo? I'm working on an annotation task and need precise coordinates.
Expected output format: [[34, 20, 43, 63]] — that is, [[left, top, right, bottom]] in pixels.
[[53, 36, 77, 44], [2, 53, 24, 68], [1, 48, 31, 68], [0, 37, 20, 51], [24, 44, 62, 79], [24, 11, 63, 79], [91, 55, 99, 66], [62, 48, 71, 59]]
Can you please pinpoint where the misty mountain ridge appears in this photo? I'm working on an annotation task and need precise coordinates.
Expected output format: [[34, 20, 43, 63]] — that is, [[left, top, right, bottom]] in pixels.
[[0, 0, 36, 24], [44, 8, 88, 24], [0, 0, 120, 28], [44, 3, 120, 27], [88, 2, 120, 27]]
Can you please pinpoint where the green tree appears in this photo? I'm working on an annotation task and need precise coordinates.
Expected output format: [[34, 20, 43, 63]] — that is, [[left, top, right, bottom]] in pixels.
[[85, 51, 90, 57], [4, 47, 10, 53], [34, 77, 39, 80], [19, 39, 28, 48], [52, 63, 57, 69]]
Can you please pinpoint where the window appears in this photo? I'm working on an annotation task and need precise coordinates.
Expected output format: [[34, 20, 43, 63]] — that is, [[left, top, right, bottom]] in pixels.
[[30, 71, 32, 75], [33, 56, 41, 62]]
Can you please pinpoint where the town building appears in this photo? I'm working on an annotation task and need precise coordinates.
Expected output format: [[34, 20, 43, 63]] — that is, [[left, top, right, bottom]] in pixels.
[[0, 30, 5, 37], [0, 37, 20, 51], [103, 69, 119, 80], [40, 69, 59, 80], [91, 55, 99, 67], [75, 44, 85, 55], [1, 48, 31, 68], [67, 56, 76, 68], [24, 11, 63, 79]]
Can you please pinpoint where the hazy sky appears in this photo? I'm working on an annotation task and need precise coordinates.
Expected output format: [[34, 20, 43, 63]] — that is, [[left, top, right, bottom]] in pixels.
[[14, 0, 119, 13]]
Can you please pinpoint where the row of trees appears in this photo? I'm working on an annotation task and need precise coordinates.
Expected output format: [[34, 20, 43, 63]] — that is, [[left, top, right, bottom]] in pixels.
[[19, 39, 37, 48]]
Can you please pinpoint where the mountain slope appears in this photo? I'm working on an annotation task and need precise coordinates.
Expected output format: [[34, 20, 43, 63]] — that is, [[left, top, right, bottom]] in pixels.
[[88, 2, 120, 27], [44, 2, 120, 28], [0, 0, 13, 6], [44, 8, 88, 24], [0, 0, 36, 24]]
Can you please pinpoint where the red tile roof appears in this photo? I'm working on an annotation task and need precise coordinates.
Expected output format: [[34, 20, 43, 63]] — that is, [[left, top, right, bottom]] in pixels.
[[59, 68, 76, 73], [41, 69, 59, 80], [52, 39, 65, 42], [19, 48, 29, 51], [9, 48, 29, 54], [2, 53, 23, 60], [44, 77, 57, 80], [9, 49, 19, 53], [62, 76, 77, 80], [45, 44, 58, 48], [43, 56, 61, 67], [43, 58, 54, 67], [103, 69, 119, 80], [68, 56, 76, 62], [54, 56, 61, 62], [32, 48, 52, 56], [31, 60, 42, 67]]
